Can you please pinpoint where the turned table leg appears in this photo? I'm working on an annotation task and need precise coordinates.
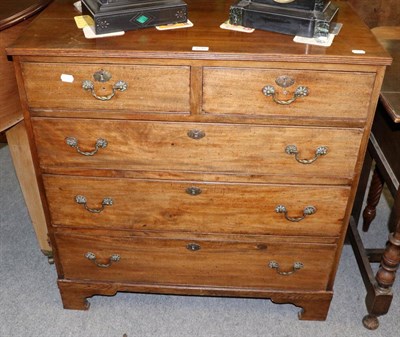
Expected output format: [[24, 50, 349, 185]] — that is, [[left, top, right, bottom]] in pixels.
[[363, 211, 400, 330], [362, 166, 385, 232]]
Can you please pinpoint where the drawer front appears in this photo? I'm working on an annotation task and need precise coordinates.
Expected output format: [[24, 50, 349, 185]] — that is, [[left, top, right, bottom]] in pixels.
[[43, 175, 349, 237], [33, 118, 362, 182], [21, 62, 190, 113], [55, 233, 336, 291], [203, 67, 375, 120]]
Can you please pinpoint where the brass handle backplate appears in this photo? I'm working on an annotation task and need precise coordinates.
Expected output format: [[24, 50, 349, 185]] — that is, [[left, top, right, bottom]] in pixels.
[[268, 260, 304, 276], [82, 80, 128, 101], [85, 252, 120, 268], [262, 85, 309, 105], [75, 195, 113, 213], [275, 205, 317, 222], [285, 145, 328, 164], [82, 70, 127, 101], [262, 75, 309, 105], [65, 136, 108, 156]]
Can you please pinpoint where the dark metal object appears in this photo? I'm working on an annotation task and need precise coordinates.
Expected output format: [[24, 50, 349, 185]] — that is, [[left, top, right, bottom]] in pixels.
[[275, 204, 317, 222], [262, 84, 309, 105], [82, 79, 128, 101], [229, 0, 339, 38], [275, 75, 295, 88], [75, 195, 114, 213], [65, 136, 108, 156], [262, 75, 309, 105], [82, 70, 127, 101], [186, 187, 202, 196], [285, 145, 328, 164], [85, 251, 121, 268], [268, 260, 304, 275], [93, 69, 112, 82], [82, 0, 188, 34], [186, 243, 201, 251], [187, 129, 205, 140], [253, 0, 329, 12]]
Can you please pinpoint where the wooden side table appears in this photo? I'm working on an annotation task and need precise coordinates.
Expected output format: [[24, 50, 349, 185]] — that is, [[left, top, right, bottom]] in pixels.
[[349, 26, 400, 330], [1, 0, 53, 258]]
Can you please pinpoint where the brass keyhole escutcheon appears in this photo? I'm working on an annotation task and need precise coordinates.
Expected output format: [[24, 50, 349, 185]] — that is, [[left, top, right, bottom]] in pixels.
[[93, 69, 112, 83], [187, 243, 201, 251], [275, 75, 295, 88]]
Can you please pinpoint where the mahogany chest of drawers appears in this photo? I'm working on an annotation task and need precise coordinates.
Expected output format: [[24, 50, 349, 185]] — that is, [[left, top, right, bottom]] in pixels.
[[7, 0, 391, 320]]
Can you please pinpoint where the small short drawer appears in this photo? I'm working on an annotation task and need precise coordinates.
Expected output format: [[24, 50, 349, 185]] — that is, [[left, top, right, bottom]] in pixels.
[[21, 62, 190, 113], [33, 118, 362, 184], [55, 233, 337, 291], [43, 175, 350, 237], [203, 67, 375, 121]]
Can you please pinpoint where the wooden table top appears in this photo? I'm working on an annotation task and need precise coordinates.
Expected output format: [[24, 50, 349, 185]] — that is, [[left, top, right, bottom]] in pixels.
[[0, 0, 53, 132], [6, 0, 392, 66], [0, 0, 52, 31], [372, 26, 400, 123]]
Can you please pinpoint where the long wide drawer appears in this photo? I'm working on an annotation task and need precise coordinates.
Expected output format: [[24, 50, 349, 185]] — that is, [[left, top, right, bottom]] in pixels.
[[43, 175, 350, 237], [203, 67, 375, 121], [33, 118, 362, 184], [55, 233, 337, 291], [21, 62, 190, 113]]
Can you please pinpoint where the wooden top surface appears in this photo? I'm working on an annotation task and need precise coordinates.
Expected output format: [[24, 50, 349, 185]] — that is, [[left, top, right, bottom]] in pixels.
[[372, 26, 400, 122], [0, 0, 52, 31], [7, 0, 391, 65]]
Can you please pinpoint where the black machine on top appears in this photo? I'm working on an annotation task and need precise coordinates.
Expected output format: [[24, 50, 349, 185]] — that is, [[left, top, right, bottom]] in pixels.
[[229, 0, 339, 39], [82, 0, 188, 34], [251, 0, 330, 11]]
